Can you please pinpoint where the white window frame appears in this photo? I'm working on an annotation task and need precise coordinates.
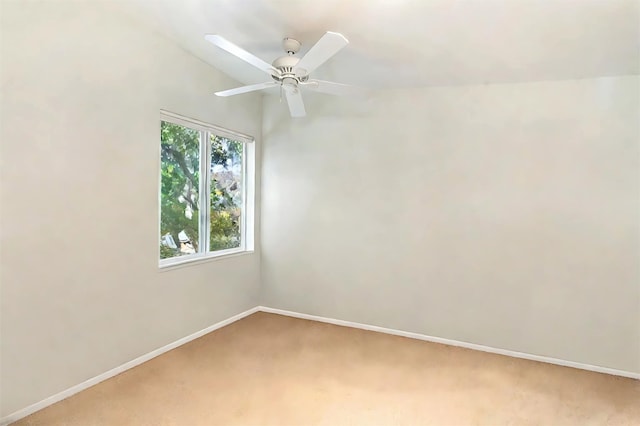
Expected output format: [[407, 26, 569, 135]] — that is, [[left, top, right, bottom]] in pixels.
[[159, 110, 255, 268]]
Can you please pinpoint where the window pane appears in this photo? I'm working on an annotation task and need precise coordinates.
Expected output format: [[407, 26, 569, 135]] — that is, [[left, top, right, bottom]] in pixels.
[[160, 121, 200, 260], [210, 134, 243, 251]]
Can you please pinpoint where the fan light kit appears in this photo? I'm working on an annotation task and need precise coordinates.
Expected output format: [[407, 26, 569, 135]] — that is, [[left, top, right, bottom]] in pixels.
[[204, 32, 366, 118]]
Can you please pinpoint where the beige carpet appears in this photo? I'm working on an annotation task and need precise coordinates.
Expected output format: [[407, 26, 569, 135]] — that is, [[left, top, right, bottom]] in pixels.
[[13, 312, 640, 425]]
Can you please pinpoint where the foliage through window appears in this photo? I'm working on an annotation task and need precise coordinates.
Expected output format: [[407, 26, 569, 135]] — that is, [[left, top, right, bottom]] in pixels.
[[159, 114, 251, 265]]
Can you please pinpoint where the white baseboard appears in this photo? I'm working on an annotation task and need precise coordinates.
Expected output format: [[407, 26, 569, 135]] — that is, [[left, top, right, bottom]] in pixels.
[[1, 306, 260, 426], [257, 306, 640, 380]]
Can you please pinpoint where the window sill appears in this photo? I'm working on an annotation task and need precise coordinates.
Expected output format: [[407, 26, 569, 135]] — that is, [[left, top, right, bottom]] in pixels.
[[159, 249, 254, 272]]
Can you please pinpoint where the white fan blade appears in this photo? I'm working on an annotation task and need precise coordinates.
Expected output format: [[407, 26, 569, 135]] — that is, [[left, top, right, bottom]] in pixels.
[[293, 32, 348, 76], [205, 35, 279, 76], [215, 82, 278, 97], [303, 80, 368, 97], [284, 86, 306, 118]]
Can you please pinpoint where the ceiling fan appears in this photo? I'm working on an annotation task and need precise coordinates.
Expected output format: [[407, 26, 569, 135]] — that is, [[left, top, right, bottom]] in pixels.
[[204, 32, 365, 118]]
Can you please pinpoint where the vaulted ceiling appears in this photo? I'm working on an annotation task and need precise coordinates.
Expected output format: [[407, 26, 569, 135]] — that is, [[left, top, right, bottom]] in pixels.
[[119, 0, 639, 89]]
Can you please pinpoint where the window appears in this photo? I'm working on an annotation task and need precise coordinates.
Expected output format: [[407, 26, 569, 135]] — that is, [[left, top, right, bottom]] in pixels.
[[159, 111, 254, 267]]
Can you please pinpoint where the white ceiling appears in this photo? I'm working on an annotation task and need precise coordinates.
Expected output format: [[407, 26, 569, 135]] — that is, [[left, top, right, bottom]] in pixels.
[[119, 0, 639, 89]]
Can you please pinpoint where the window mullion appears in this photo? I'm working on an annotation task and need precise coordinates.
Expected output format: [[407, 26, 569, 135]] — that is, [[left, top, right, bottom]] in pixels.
[[241, 142, 247, 251], [198, 131, 208, 254], [204, 132, 212, 253]]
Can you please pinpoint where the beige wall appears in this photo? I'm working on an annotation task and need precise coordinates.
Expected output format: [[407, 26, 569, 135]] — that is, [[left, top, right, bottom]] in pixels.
[[261, 76, 640, 373], [0, 1, 262, 416]]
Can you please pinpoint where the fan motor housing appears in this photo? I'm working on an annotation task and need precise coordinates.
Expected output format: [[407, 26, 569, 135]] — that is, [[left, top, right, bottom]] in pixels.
[[272, 55, 308, 83], [272, 55, 299, 71]]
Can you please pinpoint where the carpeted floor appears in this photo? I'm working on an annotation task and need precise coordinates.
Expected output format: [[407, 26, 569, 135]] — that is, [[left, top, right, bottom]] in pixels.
[[13, 312, 640, 425]]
